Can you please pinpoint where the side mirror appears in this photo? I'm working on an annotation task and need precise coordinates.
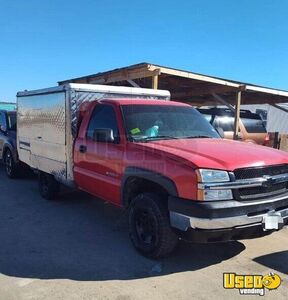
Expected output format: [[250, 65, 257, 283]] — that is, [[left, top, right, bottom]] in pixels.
[[215, 127, 224, 138], [0, 125, 7, 133], [93, 128, 115, 143]]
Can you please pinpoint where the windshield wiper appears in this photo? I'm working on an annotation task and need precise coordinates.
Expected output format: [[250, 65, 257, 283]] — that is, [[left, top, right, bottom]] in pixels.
[[136, 135, 179, 142], [182, 135, 212, 139]]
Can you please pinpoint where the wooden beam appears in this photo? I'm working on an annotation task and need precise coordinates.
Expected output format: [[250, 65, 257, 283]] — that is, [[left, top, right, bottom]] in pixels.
[[87, 67, 160, 85], [212, 93, 235, 111], [246, 85, 288, 98], [148, 64, 240, 88], [172, 84, 237, 98], [127, 79, 140, 88], [152, 75, 158, 89], [218, 92, 288, 105], [175, 87, 288, 106], [233, 90, 242, 140]]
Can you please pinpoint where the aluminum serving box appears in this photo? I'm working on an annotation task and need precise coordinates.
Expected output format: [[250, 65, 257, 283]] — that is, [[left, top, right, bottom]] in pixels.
[[17, 83, 170, 186]]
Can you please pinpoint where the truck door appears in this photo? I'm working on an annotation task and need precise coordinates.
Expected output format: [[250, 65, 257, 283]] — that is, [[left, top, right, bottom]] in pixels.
[[74, 104, 123, 204]]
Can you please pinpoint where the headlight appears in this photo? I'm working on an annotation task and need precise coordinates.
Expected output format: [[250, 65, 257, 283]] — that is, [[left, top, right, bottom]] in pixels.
[[199, 189, 233, 201], [196, 169, 232, 201], [197, 169, 230, 183]]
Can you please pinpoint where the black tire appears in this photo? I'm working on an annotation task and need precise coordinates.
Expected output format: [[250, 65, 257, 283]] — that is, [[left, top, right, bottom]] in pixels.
[[4, 149, 18, 179], [129, 193, 178, 258], [38, 172, 60, 200]]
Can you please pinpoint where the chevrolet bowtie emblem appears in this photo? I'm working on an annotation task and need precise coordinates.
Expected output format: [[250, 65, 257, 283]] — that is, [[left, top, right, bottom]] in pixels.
[[262, 176, 274, 188]]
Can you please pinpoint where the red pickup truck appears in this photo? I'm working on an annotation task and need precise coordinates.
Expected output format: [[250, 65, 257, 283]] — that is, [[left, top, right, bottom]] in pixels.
[[17, 84, 288, 258]]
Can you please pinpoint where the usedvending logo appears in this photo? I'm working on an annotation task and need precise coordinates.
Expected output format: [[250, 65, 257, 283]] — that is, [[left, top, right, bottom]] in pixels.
[[223, 272, 282, 296]]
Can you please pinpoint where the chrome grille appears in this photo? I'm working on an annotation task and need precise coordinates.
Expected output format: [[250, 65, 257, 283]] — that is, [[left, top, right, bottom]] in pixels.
[[234, 164, 288, 180], [234, 165, 288, 200]]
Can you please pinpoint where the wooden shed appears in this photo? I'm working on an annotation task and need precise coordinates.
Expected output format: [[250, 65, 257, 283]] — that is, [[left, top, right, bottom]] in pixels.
[[59, 62, 288, 139]]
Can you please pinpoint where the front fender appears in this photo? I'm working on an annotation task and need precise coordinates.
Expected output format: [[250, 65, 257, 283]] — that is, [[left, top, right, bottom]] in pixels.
[[121, 166, 178, 206]]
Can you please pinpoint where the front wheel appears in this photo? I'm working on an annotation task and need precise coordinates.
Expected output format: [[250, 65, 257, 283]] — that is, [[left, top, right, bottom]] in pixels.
[[4, 149, 18, 179], [38, 172, 60, 200], [129, 193, 178, 258]]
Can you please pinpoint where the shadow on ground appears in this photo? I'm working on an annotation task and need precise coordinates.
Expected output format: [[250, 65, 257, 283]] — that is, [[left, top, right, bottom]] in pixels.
[[253, 251, 288, 274], [0, 166, 245, 281]]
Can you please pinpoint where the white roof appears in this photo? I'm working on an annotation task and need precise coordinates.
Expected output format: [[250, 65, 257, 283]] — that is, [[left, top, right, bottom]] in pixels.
[[17, 83, 170, 98]]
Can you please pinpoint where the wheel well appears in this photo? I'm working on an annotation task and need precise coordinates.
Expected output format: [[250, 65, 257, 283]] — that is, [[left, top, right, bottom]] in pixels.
[[123, 177, 169, 208]]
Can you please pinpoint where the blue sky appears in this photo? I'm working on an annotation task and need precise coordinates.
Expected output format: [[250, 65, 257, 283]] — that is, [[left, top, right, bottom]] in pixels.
[[0, 0, 287, 101]]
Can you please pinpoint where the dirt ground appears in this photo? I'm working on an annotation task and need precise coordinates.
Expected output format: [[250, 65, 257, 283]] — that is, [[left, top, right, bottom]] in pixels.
[[0, 166, 287, 300]]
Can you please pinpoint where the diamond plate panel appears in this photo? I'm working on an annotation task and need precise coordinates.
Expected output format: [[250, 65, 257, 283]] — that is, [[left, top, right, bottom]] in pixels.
[[18, 86, 170, 185]]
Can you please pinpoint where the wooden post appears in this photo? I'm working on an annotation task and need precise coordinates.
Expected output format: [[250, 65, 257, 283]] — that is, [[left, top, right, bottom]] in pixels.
[[273, 132, 279, 149], [233, 90, 242, 140], [152, 75, 158, 89]]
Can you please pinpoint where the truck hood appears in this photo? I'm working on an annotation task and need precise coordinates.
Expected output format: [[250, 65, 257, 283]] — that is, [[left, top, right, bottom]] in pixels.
[[135, 138, 288, 171]]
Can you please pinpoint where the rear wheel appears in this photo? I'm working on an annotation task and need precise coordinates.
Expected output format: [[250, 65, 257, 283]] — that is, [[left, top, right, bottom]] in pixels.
[[38, 172, 60, 200], [129, 193, 178, 258], [4, 149, 18, 179]]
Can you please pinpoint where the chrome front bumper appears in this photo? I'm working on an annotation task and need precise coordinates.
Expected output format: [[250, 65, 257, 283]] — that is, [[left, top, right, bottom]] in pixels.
[[170, 207, 288, 231], [169, 192, 288, 234]]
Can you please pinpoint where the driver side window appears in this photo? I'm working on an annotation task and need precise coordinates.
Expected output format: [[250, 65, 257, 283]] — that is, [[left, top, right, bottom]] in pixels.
[[86, 104, 119, 142]]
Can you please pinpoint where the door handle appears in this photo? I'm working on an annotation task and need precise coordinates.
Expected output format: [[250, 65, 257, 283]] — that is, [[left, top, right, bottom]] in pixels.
[[79, 145, 87, 153]]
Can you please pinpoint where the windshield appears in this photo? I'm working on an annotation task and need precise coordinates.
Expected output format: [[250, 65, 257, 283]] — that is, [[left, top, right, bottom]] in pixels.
[[122, 105, 220, 141], [7, 113, 17, 131]]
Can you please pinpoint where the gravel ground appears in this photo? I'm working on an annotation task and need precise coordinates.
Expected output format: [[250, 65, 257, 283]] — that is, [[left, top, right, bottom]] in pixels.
[[0, 166, 287, 300]]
